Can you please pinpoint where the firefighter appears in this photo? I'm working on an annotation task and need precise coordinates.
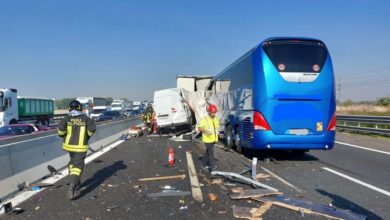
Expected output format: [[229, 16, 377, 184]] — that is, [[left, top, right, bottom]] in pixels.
[[58, 100, 96, 200], [197, 104, 219, 172], [144, 104, 153, 134]]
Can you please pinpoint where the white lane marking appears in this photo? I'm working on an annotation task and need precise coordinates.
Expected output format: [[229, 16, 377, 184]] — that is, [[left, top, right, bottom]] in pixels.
[[0, 140, 125, 215], [322, 167, 390, 197], [260, 166, 301, 192], [335, 141, 390, 156], [0, 134, 58, 148]]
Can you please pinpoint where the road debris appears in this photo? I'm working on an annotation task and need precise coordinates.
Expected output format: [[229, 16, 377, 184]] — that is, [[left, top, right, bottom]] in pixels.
[[159, 185, 176, 190], [230, 189, 282, 200], [186, 151, 203, 202], [211, 171, 278, 192], [230, 187, 245, 194], [255, 173, 271, 179], [138, 174, 186, 182], [211, 178, 224, 185], [128, 125, 144, 138], [107, 206, 119, 211], [147, 190, 191, 198], [253, 195, 366, 220], [208, 193, 218, 202], [223, 182, 237, 186], [179, 199, 185, 204], [179, 206, 188, 210], [232, 201, 273, 219], [7, 207, 24, 215]]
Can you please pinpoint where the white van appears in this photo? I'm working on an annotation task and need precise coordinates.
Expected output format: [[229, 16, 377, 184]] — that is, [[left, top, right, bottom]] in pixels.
[[153, 88, 193, 134]]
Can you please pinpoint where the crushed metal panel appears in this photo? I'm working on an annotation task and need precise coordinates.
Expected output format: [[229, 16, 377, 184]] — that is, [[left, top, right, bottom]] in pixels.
[[211, 171, 278, 192], [254, 195, 366, 220]]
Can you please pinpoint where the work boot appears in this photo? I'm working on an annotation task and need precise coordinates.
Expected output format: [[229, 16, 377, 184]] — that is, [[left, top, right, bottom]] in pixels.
[[67, 184, 80, 200], [202, 166, 211, 173], [67, 184, 75, 200]]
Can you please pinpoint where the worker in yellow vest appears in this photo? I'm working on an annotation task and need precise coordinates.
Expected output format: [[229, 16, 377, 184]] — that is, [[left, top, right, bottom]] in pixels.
[[197, 104, 219, 172]]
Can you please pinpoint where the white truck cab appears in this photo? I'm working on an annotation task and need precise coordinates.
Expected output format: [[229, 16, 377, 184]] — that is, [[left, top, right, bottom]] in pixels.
[[0, 88, 18, 127]]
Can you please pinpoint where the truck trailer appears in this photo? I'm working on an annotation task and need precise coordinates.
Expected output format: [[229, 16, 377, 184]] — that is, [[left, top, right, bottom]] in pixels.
[[0, 88, 54, 127]]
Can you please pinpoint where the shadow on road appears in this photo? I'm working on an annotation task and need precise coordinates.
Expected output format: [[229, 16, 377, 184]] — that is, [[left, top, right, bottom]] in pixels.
[[75, 160, 127, 199], [241, 149, 320, 163], [316, 188, 382, 220]]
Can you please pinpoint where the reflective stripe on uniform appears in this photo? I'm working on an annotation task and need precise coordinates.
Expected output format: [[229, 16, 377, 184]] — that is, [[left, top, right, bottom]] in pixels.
[[58, 129, 66, 136], [65, 125, 72, 145], [63, 144, 88, 153], [69, 167, 82, 176], [87, 130, 94, 136], [79, 126, 86, 146]]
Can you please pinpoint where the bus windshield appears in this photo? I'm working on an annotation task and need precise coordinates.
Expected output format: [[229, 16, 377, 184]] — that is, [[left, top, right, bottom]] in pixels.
[[263, 40, 327, 73]]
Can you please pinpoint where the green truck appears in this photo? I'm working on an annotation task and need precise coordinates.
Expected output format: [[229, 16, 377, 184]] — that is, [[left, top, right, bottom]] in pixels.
[[0, 88, 54, 126]]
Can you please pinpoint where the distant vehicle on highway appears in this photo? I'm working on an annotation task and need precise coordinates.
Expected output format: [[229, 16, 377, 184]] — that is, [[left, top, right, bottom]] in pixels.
[[96, 111, 122, 122], [0, 124, 56, 139], [0, 88, 54, 127], [207, 37, 336, 154], [76, 97, 107, 118], [111, 99, 131, 114]]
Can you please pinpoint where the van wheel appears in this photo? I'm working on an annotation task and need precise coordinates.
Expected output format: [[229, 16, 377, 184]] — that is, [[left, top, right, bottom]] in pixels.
[[225, 125, 234, 149], [235, 127, 243, 154]]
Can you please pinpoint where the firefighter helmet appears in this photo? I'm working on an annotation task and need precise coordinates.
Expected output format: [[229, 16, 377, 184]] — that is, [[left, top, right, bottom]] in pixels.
[[68, 100, 83, 112]]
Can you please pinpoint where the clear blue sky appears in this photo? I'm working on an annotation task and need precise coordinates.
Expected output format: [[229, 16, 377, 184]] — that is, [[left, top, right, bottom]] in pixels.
[[0, 0, 389, 101]]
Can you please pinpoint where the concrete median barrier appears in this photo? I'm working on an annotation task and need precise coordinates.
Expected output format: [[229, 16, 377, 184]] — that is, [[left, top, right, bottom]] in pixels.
[[0, 118, 139, 199]]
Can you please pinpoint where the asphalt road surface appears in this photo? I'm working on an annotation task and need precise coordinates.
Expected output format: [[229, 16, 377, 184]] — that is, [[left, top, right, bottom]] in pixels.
[[1, 131, 389, 220]]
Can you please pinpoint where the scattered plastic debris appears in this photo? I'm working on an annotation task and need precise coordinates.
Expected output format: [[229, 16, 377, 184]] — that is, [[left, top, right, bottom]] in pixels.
[[31, 186, 41, 191], [179, 206, 188, 210], [107, 206, 119, 211], [208, 193, 218, 202]]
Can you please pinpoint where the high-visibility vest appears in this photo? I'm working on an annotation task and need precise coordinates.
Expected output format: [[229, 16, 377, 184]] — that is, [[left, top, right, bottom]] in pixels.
[[146, 112, 153, 123], [198, 115, 219, 143], [58, 115, 96, 153]]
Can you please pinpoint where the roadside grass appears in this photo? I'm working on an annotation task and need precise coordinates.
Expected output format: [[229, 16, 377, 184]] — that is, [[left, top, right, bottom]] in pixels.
[[336, 104, 390, 116]]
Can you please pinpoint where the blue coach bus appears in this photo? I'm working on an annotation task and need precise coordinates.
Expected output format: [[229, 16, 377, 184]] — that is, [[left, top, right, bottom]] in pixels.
[[207, 37, 336, 154]]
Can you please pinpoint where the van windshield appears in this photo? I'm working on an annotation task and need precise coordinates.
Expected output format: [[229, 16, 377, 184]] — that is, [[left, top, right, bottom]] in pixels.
[[263, 40, 327, 73]]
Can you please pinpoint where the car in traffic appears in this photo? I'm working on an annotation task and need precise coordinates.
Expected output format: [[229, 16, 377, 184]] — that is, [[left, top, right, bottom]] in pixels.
[[96, 111, 122, 122], [0, 124, 57, 140]]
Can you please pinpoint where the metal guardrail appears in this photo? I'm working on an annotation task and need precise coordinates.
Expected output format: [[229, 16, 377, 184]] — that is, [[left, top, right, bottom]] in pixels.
[[336, 115, 390, 136]]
